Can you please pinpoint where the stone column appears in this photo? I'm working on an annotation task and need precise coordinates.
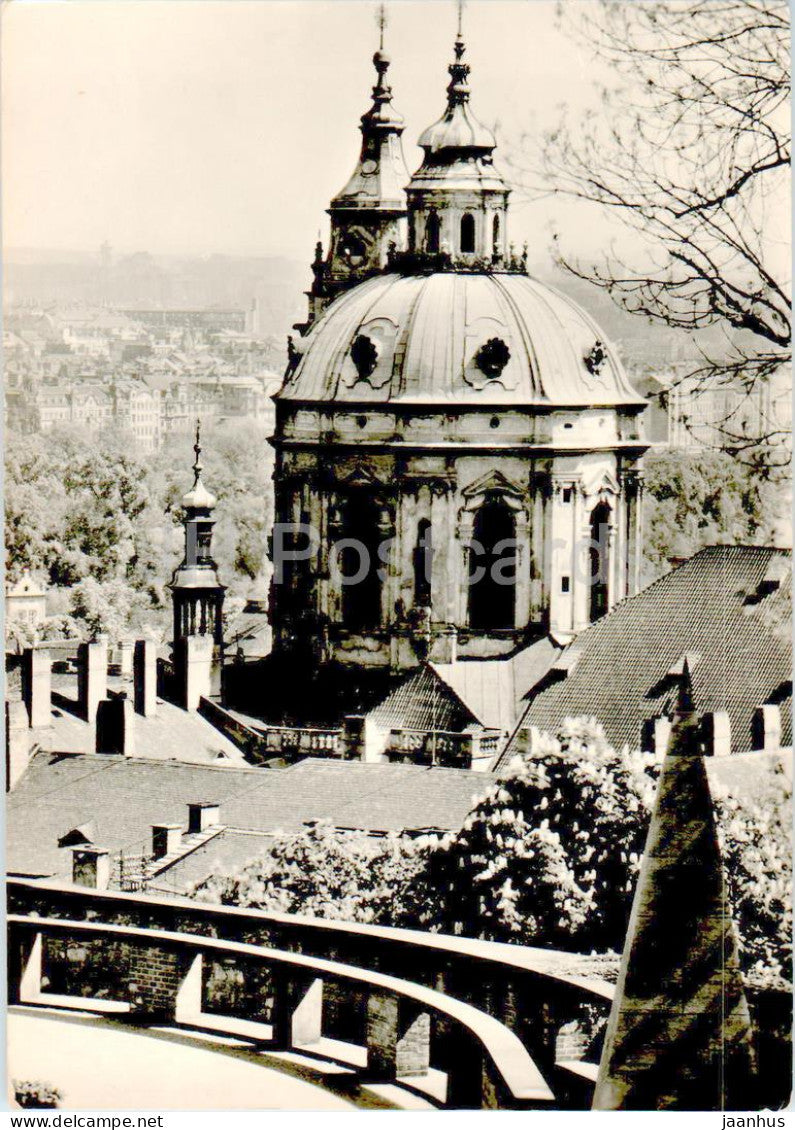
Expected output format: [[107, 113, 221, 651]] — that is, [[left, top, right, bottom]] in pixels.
[[548, 477, 576, 637], [456, 508, 475, 629], [365, 992, 430, 1081], [625, 469, 644, 597], [272, 975, 324, 1048], [572, 487, 590, 633], [513, 508, 531, 630]]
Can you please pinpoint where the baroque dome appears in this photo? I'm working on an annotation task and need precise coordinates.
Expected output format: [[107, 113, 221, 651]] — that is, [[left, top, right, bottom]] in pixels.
[[279, 271, 645, 408]]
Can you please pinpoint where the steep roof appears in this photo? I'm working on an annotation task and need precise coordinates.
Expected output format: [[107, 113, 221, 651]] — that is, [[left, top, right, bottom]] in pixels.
[[496, 546, 792, 768], [8, 752, 494, 881]]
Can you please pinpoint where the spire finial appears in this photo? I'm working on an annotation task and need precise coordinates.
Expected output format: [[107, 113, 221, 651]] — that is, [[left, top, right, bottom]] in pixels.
[[377, 2, 387, 51], [192, 418, 202, 486], [447, 0, 470, 105]]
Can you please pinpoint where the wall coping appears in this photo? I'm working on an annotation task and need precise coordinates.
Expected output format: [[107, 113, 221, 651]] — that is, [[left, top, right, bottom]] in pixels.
[[8, 877, 613, 1002], [10, 913, 553, 1104]]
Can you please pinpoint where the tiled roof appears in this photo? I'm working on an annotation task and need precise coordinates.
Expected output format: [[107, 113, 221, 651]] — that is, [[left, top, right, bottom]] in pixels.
[[46, 673, 245, 765], [496, 546, 792, 769], [8, 752, 494, 880], [368, 665, 478, 732]]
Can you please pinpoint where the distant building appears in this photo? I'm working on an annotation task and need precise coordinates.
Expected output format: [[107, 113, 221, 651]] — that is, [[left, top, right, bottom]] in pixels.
[[5, 572, 48, 641]]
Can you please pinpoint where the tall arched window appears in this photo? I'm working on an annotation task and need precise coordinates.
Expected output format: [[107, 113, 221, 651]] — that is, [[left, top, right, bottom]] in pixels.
[[460, 213, 476, 254], [338, 494, 383, 631], [589, 501, 611, 623], [468, 499, 516, 630], [425, 212, 440, 254], [492, 214, 501, 255], [413, 519, 432, 608]]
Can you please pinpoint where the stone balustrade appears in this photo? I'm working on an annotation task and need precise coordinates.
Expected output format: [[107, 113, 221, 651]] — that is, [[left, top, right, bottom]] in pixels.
[[8, 878, 613, 1108], [387, 727, 502, 768], [9, 913, 555, 1109]]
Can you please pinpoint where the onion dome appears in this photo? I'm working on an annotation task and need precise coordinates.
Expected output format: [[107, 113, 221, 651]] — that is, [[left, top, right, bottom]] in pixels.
[[182, 422, 216, 511]]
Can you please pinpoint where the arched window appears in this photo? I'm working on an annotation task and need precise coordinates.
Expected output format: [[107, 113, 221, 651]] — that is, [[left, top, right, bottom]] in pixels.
[[589, 501, 611, 623], [338, 493, 383, 631], [460, 213, 476, 254], [413, 519, 432, 608], [468, 499, 516, 630], [425, 212, 440, 254], [492, 213, 501, 255]]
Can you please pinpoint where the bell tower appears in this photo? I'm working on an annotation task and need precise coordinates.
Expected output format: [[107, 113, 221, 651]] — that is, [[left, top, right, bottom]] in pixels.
[[302, 8, 409, 329], [169, 422, 226, 651], [406, 4, 510, 262]]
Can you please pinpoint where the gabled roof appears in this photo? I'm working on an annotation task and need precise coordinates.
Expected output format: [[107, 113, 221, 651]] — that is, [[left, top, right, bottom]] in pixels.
[[496, 546, 792, 769], [8, 752, 494, 881]]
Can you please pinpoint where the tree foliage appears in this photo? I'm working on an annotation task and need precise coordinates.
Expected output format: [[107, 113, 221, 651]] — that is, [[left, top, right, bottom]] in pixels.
[[4, 422, 274, 642], [193, 718, 791, 990], [642, 445, 782, 578], [523, 0, 791, 446]]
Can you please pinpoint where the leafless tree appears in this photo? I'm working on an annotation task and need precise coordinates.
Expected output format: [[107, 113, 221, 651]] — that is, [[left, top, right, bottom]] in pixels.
[[510, 0, 791, 457]]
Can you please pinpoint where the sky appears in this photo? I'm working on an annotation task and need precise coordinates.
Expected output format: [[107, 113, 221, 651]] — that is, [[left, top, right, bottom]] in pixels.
[[2, 0, 607, 263]]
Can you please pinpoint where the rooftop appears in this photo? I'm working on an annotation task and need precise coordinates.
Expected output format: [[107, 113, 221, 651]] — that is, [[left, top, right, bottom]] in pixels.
[[8, 752, 495, 883], [496, 545, 792, 769]]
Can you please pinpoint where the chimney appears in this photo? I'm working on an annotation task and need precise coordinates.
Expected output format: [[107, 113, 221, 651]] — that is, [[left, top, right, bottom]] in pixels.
[[96, 694, 136, 756], [752, 704, 781, 753], [701, 711, 731, 757], [78, 640, 108, 723], [71, 846, 110, 890], [21, 647, 51, 729], [152, 823, 182, 860], [118, 639, 134, 677], [641, 715, 672, 758], [6, 699, 32, 790], [133, 639, 157, 717], [187, 802, 220, 834], [174, 635, 213, 711]]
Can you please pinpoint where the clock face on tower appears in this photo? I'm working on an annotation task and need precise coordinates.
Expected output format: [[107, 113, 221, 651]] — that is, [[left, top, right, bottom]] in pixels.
[[361, 159, 377, 176]]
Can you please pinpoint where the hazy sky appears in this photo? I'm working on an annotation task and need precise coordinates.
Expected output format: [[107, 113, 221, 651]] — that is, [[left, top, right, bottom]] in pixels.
[[3, 1, 615, 263]]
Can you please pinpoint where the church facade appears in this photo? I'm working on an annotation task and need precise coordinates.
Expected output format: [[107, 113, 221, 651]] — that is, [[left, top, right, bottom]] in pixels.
[[270, 21, 649, 673]]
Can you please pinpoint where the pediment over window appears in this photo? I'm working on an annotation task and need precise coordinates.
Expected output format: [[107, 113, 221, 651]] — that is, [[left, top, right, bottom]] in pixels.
[[582, 468, 620, 501], [339, 464, 386, 490], [462, 469, 526, 509]]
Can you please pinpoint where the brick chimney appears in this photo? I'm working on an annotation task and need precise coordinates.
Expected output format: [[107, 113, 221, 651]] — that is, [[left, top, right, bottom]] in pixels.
[[174, 634, 213, 711], [71, 846, 110, 890], [701, 711, 731, 757], [752, 704, 781, 753], [78, 640, 108, 723], [641, 715, 672, 758], [152, 824, 182, 860], [95, 693, 136, 756], [6, 699, 32, 790], [133, 639, 157, 717], [21, 647, 51, 729], [187, 802, 220, 834]]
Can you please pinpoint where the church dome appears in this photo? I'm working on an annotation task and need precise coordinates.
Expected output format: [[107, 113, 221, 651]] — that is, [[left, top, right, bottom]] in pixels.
[[279, 271, 645, 408]]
